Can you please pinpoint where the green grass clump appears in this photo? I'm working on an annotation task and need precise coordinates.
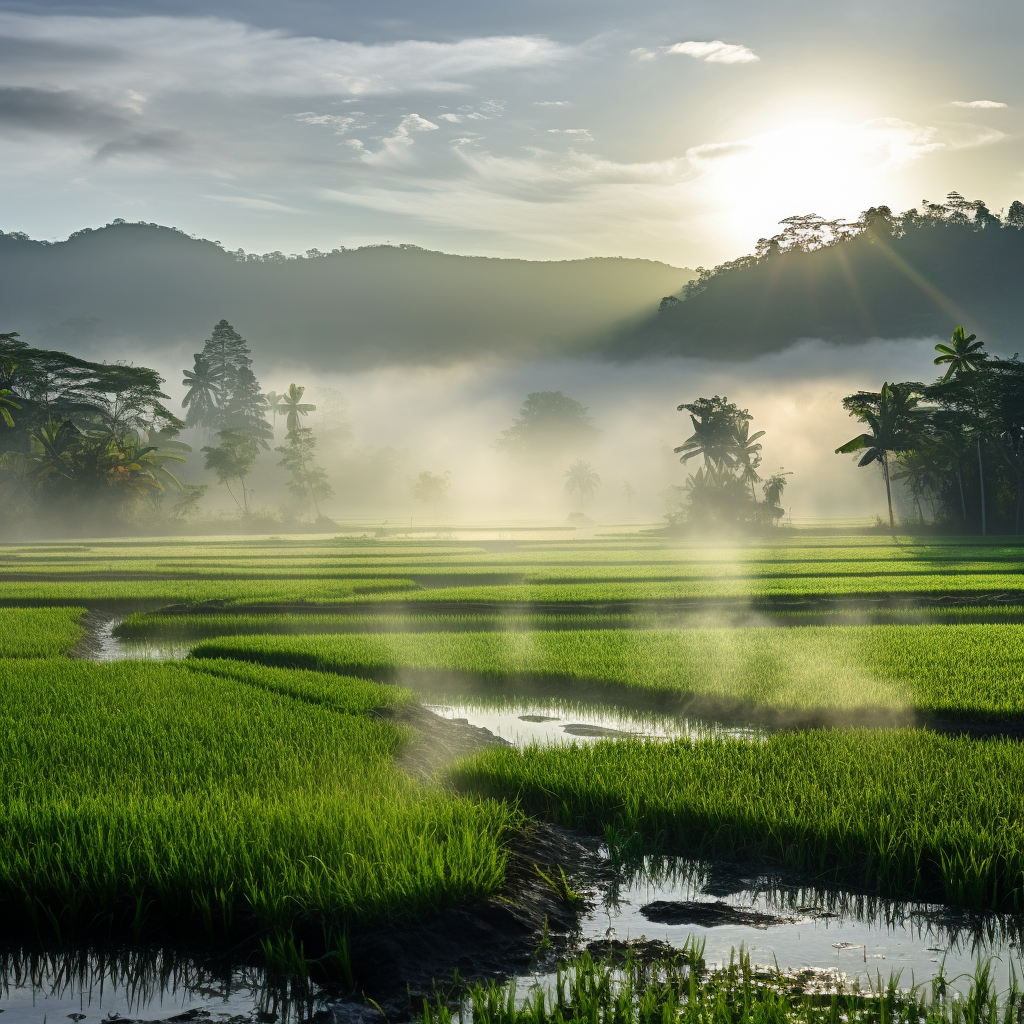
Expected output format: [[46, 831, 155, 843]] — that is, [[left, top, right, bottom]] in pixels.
[[450, 729, 1024, 909], [0, 657, 514, 941], [427, 944, 1019, 1024], [191, 624, 1024, 719], [0, 607, 86, 657]]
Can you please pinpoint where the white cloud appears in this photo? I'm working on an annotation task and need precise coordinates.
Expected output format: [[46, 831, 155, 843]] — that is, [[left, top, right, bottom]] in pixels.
[[295, 112, 371, 134], [0, 13, 571, 98], [630, 48, 659, 62], [203, 194, 301, 212], [951, 99, 1007, 108], [535, 100, 570, 106], [665, 40, 760, 64], [437, 113, 463, 122], [344, 113, 440, 168], [548, 128, 594, 141]]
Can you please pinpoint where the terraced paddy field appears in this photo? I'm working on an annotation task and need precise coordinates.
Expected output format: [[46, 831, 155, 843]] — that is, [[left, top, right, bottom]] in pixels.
[[1, 529, 1024, 1021]]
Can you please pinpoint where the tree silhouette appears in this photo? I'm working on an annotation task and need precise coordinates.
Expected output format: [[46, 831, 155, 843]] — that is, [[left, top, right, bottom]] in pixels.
[[836, 383, 922, 529], [564, 460, 600, 511], [495, 392, 600, 457], [181, 354, 222, 429], [276, 426, 332, 517], [934, 326, 987, 380], [202, 428, 260, 512], [275, 383, 317, 434], [621, 480, 635, 509]]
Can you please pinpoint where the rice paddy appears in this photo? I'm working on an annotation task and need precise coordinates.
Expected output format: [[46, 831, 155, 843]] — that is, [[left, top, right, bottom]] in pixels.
[[190, 624, 1024, 719], [1, 529, 1023, 1004]]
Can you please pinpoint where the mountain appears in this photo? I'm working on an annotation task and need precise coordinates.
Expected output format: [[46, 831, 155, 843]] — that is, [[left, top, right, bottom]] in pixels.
[[0, 222, 692, 369], [616, 216, 1024, 360]]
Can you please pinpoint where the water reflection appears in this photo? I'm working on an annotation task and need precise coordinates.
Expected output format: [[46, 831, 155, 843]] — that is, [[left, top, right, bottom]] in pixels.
[[0, 946, 322, 1024], [423, 699, 762, 748], [581, 857, 1024, 993]]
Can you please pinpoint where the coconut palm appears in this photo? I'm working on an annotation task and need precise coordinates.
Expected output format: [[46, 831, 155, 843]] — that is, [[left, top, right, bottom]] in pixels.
[[181, 354, 223, 429], [564, 460, 600, 511], [934, 327, 986, 380], [836, 382, 922, 530], [621, 480, 636, 509], [276, 383, 317, 434]]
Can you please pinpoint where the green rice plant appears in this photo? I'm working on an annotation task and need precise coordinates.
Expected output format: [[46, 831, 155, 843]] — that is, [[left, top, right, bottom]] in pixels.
[[450, 728, 1024, 910], [0, 607, 86, 656], [0, 578, 417, 607], [424, 943, 1019, 1024], [0, 657, 515, 942], [191, 624, 1024, 719]]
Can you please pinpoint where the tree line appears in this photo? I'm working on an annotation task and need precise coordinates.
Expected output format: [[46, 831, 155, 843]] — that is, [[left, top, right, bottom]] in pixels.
[[0, 320, 333, 528], [837, 327, 1024, 533]]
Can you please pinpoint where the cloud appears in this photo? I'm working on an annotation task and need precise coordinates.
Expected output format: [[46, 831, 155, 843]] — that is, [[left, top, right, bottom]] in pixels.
[[630, 48, 658, 62], [951, 99, 1007, 108], [437, 113, 463, 122], [295, 111, 372, 134], [548, 128, 594, 141], [535, 100, 570, 106], [0, 85, 126, 133], [0, 13, 571, 98], [203, 194, 301, 212], [345, 112, 440, 167], [665, 40, 760, 64], [94, 129, 184, 160], [0, 85, 184, 159]]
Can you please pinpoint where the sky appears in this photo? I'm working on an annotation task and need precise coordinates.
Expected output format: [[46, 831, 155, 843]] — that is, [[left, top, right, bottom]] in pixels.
[[1, 0, 1022, 268]]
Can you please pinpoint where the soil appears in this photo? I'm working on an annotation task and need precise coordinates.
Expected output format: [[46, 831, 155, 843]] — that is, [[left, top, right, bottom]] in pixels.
[[640, 899, 792, 929]]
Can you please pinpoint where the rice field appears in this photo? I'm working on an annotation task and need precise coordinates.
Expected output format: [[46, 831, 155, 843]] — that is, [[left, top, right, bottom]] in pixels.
[[0, 607, 86, 656], [191, 624, 1024, 719], [450, 728, 1024, 909], [0, 656, 513, 941], [1, 529, 1023, 993]]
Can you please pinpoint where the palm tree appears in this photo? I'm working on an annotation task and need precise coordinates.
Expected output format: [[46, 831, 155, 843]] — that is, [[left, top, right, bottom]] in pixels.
[[621, 480, 636, 509], [674, 412, 738, 472], [836, 382, 921, 530], [181, 354, 223, 429], [934, 326, 986, 380], [732, 420, 766, 500], [762, 469, 792, 507], [564, 460, 600, 511], [0, 385, 20, 428], [276, 383, 317, 434], [929, 329, 990, 533]]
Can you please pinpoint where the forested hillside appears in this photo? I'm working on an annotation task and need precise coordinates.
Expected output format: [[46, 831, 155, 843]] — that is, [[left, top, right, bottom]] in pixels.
[[0, 222, 690, 369], [620, 198, 1024, 360]]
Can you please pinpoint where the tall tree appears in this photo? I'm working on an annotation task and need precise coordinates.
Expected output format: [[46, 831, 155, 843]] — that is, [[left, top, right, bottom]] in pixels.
[[494, 392, 600, 458], [181, 354, 222, 429], [275, 426, 332, 517], [564, 460, 600, 511], [202, 428, 260, 512], [836, 382, 922, 530]]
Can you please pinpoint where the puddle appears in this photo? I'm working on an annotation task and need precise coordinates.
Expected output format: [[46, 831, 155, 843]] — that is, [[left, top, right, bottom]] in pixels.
[[423, 700, 762, 747], [0, 948, 322, 1024], [571, 858, 1024, 994], [87, 616, 190, 661]]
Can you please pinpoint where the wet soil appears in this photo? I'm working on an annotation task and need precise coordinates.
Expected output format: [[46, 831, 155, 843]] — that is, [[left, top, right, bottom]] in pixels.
[[640, 900, 791, 929]]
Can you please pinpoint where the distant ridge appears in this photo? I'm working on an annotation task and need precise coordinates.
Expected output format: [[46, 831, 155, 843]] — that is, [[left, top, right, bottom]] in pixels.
[[0, 222, 691, 369], [617, 206, 1024, 360]]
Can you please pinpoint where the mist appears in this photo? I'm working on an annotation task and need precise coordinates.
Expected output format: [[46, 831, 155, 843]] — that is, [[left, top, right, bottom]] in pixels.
[[156, 336, 942, 526]]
